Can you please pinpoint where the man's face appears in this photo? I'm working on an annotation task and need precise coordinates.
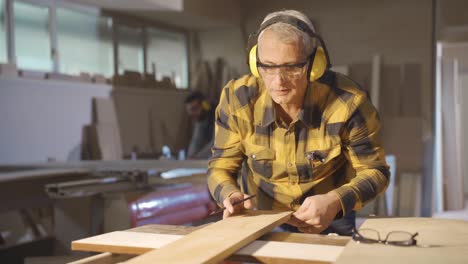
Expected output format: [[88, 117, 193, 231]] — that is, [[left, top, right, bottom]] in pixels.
[[186, 99, 203, 121], [257, 29, 309, 107]]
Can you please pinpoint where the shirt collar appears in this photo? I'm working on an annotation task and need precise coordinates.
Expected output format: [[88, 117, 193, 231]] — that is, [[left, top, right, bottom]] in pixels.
[[298, 82, 322, 129], [253, 79, 276, 127], [254, 80, 322, 129]]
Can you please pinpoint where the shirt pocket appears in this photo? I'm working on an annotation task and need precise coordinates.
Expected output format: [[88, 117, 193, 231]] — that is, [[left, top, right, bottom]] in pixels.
[[247, 147, 276, 179], [305, 144, 342, 179]]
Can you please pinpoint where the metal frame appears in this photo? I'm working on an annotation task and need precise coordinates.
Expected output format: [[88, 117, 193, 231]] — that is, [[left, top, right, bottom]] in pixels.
[[1, 0, 190, 88], [10, 0, 54, 70], [113, 22, 145, 75], [5, 0, 15, 64], [49, 3, 58, 72], [103, 10, 190, 87], [52, 0, 102, 74]]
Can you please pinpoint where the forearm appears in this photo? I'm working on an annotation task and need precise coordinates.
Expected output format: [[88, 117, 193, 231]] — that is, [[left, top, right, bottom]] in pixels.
[[332, 165, 389, 216], [338, 95, 390, 216], [207, 168, 241, 205], [207, 85, 243, 204]]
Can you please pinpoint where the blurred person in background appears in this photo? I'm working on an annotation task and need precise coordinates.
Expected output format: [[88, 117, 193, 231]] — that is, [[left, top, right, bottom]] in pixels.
[[185, 91, 215, 159]]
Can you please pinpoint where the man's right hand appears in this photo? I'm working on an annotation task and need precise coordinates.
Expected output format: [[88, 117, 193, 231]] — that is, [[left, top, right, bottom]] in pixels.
[[222, 192, 253, 219]]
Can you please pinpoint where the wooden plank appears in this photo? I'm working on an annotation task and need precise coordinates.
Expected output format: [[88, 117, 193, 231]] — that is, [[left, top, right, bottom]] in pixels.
[[68, 252, 133, 264], [370, 54, 381, 110], [120, 210, 292, 264], [73, 231, 181, 255], [336, 217, 468, 264], [75, 211, 289, 264], [232, 241, 343, 264], [401, 63, 422, 116], [127, 224, 350, 246], [128, 224, 203, 235], [260, 232, 349, 246], [441, 59, 465, 210], [73, 224, 350, 252], [93, 98, 119, 125], [25, 256, 82, 264], [72, 230, 344, 263], [90, 98, 123, 160]]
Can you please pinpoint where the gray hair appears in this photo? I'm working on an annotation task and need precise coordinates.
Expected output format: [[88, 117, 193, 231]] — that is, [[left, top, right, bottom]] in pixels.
[[258, 10, 316, 59]]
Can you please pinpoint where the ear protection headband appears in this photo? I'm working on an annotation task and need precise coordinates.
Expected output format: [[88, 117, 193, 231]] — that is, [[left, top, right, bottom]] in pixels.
[[247, 15, 332, 82]]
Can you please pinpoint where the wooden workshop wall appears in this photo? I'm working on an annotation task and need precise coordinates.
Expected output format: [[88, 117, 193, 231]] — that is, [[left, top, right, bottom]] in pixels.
[[196, 27, 248, 77], [197, 0, 433, 119], [438, 0, 468, 42], [112, 86, 191, 158]]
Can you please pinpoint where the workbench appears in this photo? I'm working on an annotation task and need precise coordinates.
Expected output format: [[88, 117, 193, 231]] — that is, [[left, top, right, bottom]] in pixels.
[[71, 216, 468, 264], [0, 160, 210, 261], [0, 160, 209, 213]]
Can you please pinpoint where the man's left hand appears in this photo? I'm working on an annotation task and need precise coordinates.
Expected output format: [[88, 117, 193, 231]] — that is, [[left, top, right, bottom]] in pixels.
[[288, 192, 342, 233]]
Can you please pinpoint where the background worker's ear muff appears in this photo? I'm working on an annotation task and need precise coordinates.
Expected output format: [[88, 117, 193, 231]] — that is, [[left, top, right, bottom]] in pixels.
[[201, 100, 211, 111], [247, 15, 332, 82]]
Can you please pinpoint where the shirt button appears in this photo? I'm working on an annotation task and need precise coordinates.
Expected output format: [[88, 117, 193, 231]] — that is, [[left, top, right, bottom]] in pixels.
[[287, 162, 293, 167], [251, 154, 256, 159]]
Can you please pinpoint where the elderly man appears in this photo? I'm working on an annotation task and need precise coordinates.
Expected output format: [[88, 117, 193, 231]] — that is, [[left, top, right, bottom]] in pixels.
[[207, 10, 389, 236]]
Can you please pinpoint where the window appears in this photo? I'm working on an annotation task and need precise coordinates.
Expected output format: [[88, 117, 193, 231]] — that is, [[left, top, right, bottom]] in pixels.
[[0, 0, 7, 63], [14, 1, 52, 71], [147, 28, 188, 88], [57, 7, 113, 77], [117, 25, 144, 74]]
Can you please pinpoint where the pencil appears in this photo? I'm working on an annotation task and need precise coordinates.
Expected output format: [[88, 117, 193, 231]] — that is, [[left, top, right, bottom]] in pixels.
[[210, 194, 256, 215]]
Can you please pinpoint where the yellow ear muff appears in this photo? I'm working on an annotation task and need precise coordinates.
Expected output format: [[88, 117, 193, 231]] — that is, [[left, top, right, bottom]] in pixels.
[[201, 100, 210, 111], [309, 47, 327, 82], [249, 44, 260, 78]]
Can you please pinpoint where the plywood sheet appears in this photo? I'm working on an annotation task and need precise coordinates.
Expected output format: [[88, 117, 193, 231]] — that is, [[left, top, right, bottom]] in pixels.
[[382, 117, 423, 171], [336, 217, 468, 264], [93, 98, 119, 125]]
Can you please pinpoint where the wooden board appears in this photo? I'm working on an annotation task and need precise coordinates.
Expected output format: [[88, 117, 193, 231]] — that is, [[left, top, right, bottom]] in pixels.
[[72, 229, 344, 263], [233, 240, 343, 264], [336, 217, 468, 264], [124, 210, 292, 264], [73, 231, 181, 255], [260, 231, 349, 246], [93, 98, 119, 125], [127, 224, 350, 246], [68, 252, 133, 264]]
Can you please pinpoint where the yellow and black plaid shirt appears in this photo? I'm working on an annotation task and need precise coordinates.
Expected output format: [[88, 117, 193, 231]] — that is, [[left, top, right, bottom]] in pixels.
[[207, 71, 390, 217]]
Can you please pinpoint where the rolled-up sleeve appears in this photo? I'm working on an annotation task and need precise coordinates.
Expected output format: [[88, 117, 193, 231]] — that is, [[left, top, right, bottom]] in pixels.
[[207, 83, 244, 205], [332, 95, 390, 216]]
